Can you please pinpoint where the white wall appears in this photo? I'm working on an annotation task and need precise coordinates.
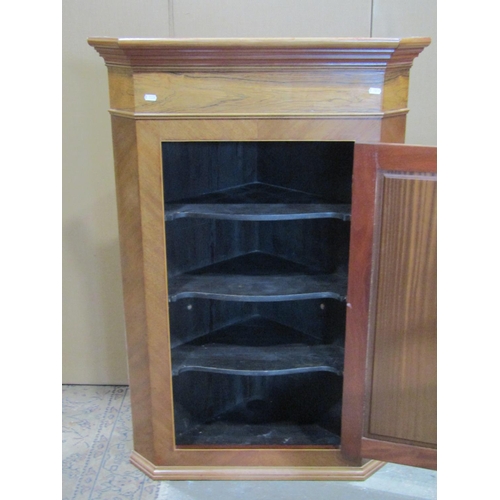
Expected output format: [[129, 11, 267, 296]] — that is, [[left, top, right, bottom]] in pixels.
[[62, 1, 170, 384], [62, 0, 436, 384], [171, 0, 371, 37], [372, 0, 437, 148]]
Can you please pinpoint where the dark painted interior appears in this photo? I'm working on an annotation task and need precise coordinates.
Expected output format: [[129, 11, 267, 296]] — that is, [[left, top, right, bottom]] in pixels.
[[162, 141, 353, 446]]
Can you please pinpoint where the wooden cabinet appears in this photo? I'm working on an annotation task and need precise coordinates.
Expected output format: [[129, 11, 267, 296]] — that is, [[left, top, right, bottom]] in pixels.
[[88, 37, 436, 480]]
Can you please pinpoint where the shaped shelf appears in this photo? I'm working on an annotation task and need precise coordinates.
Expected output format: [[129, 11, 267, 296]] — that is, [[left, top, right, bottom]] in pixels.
[[171, 316, 344, 376], [167, 252, 347, 303], [165, 203, 351, 222], [165, 182, 351, 222]]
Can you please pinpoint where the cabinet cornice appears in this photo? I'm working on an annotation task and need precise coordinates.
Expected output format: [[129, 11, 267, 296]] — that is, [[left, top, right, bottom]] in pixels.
[[88, 37, 430, 72]]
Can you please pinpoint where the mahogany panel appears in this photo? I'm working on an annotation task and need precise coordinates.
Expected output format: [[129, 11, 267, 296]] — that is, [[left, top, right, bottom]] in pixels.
[[361, 438, 436, 470], [341, 143, 437, 470], [340, 144, 378, 461], [368, 173, 437, 446]]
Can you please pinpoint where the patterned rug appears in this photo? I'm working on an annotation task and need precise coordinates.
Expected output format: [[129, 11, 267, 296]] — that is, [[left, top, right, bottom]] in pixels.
[[62, 385, 160, 500], [63, 385, 436, 500]]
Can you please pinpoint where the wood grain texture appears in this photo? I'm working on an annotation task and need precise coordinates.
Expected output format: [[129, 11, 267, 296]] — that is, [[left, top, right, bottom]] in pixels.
[[368, 173, 436, 446], [341, 143, 436, 470], [135, 121, 175, 464], [382, 68, 409, 111], [112, 117, 402, 143], [88, 37, 429, 123], [87, 37, 430, 71], [107, 67, 135, 112], [93, 40, 432, 479], [361, 438, 436, 470], [130, 450, 385, 481], [125, 120, 360, 470], [110, 116, 155, 461], [341, 143, 378, 462], [129, 69, 385, 116]]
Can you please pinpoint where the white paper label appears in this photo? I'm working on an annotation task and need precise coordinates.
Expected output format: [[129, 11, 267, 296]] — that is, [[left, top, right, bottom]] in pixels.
[[144, 94, 157, 101], [369, 87, 382, 95]]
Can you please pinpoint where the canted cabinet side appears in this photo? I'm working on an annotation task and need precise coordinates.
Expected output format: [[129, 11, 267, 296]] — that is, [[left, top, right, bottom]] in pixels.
[[110, 116, 156, 461], [89, 37, 431, 480]]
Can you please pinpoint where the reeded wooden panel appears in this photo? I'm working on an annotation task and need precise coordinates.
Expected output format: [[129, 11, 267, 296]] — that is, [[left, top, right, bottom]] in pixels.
[[368, 172, 436, 446], [341, 143, 436, 470]]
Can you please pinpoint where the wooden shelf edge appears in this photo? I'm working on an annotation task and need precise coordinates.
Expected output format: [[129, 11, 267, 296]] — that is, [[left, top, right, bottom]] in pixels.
[[165, 204, 351, 222], [172, 343, 345, 377], [168, 275, 347, 303], [130, 450, 385, 481]]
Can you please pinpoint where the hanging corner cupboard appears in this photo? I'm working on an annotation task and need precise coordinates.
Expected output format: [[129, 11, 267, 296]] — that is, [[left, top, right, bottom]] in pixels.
[[88, 37, 436, 480]]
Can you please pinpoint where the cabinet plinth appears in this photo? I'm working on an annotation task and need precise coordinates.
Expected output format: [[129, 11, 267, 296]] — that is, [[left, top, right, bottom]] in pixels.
[[89, 37, 434, 480]]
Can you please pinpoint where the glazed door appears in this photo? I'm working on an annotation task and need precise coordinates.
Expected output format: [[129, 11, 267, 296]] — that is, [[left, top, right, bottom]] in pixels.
[[341, 143, 437, 470]]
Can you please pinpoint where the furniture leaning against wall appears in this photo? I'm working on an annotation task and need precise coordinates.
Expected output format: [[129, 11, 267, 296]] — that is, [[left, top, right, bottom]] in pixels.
[[88, 37, 436, 480]]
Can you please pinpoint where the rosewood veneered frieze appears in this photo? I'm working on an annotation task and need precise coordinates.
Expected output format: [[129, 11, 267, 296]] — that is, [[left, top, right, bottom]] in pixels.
[[88, 37, 430, 131]]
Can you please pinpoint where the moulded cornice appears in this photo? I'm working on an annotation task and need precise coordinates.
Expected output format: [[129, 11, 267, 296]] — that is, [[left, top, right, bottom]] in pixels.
[[87, 37, 431, 72]]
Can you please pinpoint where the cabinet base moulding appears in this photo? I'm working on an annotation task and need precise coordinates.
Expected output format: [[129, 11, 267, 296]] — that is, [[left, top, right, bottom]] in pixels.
[[130, 451, 385, 481]]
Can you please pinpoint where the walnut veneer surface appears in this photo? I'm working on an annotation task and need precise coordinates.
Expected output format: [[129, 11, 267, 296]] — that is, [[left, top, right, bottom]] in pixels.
[[89, 37, 432, 480]]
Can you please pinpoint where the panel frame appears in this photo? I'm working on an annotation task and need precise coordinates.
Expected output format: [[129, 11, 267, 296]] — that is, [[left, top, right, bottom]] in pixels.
[[116, 117, 383, 478]]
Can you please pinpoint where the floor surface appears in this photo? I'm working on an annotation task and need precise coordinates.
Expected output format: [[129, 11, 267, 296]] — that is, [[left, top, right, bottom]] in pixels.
[[62, 385, 437, 500]]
